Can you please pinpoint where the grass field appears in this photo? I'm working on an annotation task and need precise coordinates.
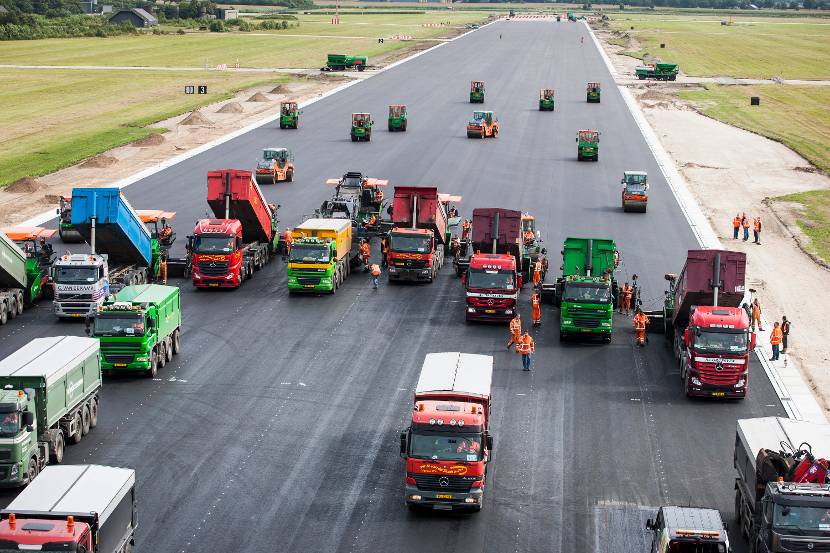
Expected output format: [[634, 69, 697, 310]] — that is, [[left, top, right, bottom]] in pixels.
[[677, 84, 830, 173], [0, 69, 288, 188], [775, 190, 830, 265], [607, 15, 830, 80], [0, 12, 490, 69]]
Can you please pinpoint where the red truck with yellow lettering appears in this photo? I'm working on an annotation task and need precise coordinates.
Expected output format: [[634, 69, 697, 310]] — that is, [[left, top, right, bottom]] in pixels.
[[400, 352, 493, 512]]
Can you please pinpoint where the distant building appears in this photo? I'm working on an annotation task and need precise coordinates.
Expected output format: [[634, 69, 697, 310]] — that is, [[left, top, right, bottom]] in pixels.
[[100, 4, 113, 13], [78, 0, 97, 13], [216, 8, 238, 20], [108, 8, 158, 27]]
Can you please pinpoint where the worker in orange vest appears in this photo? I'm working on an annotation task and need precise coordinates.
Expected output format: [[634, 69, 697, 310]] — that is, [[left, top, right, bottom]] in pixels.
[[283, 227, 292, 256], [370, 263, 381, 289], [380, 236, 390, 267], [461, 219, 471, 240], [516, 331, 535, 371], [753, 217, 762, 245], [159, 251, 168, 285], [770, 321, 783, 361], [633, 308, 649, 346], [741, 212, 750, 241], [732, 213, 741, 240], [531, 291, 541, 327], [532, 260, 542, 288], [360, 239, 371, 272], [523, 229, 535, 245], [507, 314, 522, 350], [620, 282, 632, 315], [751, 298, 764, 331]]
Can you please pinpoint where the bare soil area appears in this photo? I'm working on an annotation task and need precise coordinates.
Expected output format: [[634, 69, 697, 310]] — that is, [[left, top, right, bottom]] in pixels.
[[0, 75, 349, 226]]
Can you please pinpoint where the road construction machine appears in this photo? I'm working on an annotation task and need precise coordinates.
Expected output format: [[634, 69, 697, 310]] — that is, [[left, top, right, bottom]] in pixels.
[[254, 147, 295, 184], [351, 113, 373, 142], [577, 129, 600, 161], [539, 89, 555, 111], [388, 104, 407, 132], [469, 81, 485, 103], [467, 111, 499, 139], [280, 101, 300, 129], [586, 82, 601, 103], [320, 172, 389, 238], [621, 171, 649, 212]]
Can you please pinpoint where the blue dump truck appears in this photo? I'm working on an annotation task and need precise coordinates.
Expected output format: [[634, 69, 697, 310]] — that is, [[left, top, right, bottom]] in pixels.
[[52, 188, 162, 319]]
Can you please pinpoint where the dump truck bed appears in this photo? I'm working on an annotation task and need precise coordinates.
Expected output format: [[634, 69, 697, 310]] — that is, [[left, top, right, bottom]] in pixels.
[[671, 249, 746, 328], [471, 208, 521, 251], [392, 187, 448, 246], [292, 218, 352, 260], [0, 230, 27, 289], [70, 188, 153, 266], [562, 237, 616, 277], [207, 169, 274, 244]]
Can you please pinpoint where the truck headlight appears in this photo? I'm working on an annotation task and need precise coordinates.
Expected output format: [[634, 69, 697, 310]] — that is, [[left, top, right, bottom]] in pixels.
[[691, 377, 702, 386], [288, 276, 297, 284], [192, 272, 201, 280], [409, 494, 422, 501], [137, 356, 148, 362], [563, 319, 572, 325], [225, 273, 234, 280], [388, 267, 397, 272], [10, 464, 18, 477], [505, 309, 513, 315], [467, 308, 476, 313], [601, 322, 610, 327], [465, 497, 479, 504], [735, 379, 745, 388]]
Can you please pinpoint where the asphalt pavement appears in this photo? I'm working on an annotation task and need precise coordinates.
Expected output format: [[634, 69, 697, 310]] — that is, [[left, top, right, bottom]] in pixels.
[[0, 20, 785, 553]]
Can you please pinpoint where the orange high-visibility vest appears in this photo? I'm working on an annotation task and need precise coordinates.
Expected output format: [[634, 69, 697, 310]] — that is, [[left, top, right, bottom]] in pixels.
[[509, 318, 521, 335], [371, 264, 381, 277], [770, 327, 783, 345], [732, 216, 741, 228]]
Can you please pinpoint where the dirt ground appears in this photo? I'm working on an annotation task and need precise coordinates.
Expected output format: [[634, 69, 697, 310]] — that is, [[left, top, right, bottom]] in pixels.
[[0, 74, 350, 226], [595, 32, 830, 416]]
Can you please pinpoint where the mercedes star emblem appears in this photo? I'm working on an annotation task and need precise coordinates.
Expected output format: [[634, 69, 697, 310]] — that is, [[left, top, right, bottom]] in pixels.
[[439, 477, 449, 487]]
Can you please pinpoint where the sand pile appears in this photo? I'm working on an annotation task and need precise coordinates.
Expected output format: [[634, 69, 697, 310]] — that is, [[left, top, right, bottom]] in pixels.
[[132, 133, 166, 147], [269, 85, 289, 94], [5, 177, 42, 194], [217, 102, 243, 114], [180, 110, 214, 126], [246, 92, 270, 102], [80, 154, 118, 169], [41, 194, 61, 205]]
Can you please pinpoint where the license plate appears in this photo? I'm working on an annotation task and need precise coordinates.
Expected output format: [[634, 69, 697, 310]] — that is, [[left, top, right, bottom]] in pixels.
[[114, 363, 127, 367], [209, 283, 219, 287], [71, 313, 83, 317], [436, 494, 453, 500], [485, 309, 496, 314], [712, 391, 726, 397], [581, 329, 592, 333], [304, 285, 315, 288]]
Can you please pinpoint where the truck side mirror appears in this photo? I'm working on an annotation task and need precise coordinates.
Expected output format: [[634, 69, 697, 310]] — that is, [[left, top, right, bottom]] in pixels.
[[749, 332, 756, 350], [399, 431, 407, 456], [22, 411, 34, 428], [486, 433, 493, 451], [645, 518, 655, 530], [56, 208, 60, 215]]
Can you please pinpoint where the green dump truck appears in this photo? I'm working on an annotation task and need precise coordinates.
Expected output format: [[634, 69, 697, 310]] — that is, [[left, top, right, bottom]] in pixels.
[[547, 237, 617, 343], [576, 129, 600, 161], [287, 218, 356, 294], [90, 284, 182, 378], [323, 53, 368, 72], [0, 336, 102, 487], [0, 227, 55, 326], [635, 62, 679, 81]]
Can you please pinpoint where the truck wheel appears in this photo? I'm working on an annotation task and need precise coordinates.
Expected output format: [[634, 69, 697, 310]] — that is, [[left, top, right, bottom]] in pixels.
[[51, 432, 65, 464], [81, 404, 91, 436], [27, 457, 38, 483], [402, 120, 407, 131], [89, 398, 99, 428], [286, 170, 293, 182], [146, 350, 158, 378], [280, 122, 286, 129], [14, 291, 24, 315], [0, 302, 7, 325], [172, 329, 181, 354], [165, 337, 173, 363], [70, 412, 82, 444], [559, 332, 565, 341], [272, 174, 277, 185], [158, 342, 167, 369], [351, 134, 357, 142]]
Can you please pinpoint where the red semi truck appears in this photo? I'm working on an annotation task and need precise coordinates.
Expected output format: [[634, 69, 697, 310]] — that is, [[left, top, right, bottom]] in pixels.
[[401, 352, 493, 512], [387, 186, 448, 283], [460, 208, 523, 323], [191, 169, 279, 289], [648, 249, 754, 398]]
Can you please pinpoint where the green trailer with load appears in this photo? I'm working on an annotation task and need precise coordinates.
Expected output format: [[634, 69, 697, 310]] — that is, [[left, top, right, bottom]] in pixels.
[[576, 129, 600, 161], [288, 218, 356, 294], [388, 104, 407, 132], [544, 237, 617, 343], [539, 89, 555, 111], [0, 336, 102, 487], [90, 284, 182, 378], [323, 53, 368, 72], [0, 227, 55, 326], [635, 62, 679, 81], [280, 101, 300, 129]]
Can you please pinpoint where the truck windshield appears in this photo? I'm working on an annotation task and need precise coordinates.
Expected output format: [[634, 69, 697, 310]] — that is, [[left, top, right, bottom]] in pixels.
[[0, 412, 19, 436], [54, 266, 97, 284], [667, 542, 726, 553], [94, 313, 145, 337], [193, 235, 233, 253], [625, 173, 647, 185], [289, 245, 330, 264], [694, 330, 747, 354], [774, 504, 830, 532], [409, 431, 483, 462], [626, 182, 648, 194], [563, 282, 610, 303], [467, 268, 514, 290], [390, 234, 431, 253]]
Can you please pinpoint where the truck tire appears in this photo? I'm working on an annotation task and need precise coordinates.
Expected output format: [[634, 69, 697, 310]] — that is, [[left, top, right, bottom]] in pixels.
[[89, 398, 98, 428], [286, 170, 293, 182], [81, 404, 91, 436], [27, 457, 38, 484], [158, 342, 167, 369], [172, 329, 181, 355], [351, 134, 357, 142], [280, 122, 286, 129], [51, 432, 65, 464], [402, 120, 407, 131], [14, 291, 23, 315], [146, 350, 158, 378], [165, 337, 173, 363], [69, 412, 82, 444], [0, 302, 7, 325]]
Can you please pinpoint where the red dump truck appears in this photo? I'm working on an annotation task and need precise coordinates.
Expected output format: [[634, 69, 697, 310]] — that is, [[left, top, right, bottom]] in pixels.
[[191, 169, 279, 289], [647, 249, 753, 398], [387, 186, 448, 283], [401, 352, 494, 512]]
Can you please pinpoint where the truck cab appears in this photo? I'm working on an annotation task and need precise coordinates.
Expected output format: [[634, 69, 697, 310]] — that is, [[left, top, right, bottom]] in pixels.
[[388, 228, 440, 282], [52, 253, 109, 318], [646, 506, 731, 553], [470, 81, 485, 103], [287, 218, 354, 294], [0, 389, 40, 486], [255, 147, 294, 184], [464, 254, 519, 322], [280, 101, 300, 129], [191, 219, 248, 288], [467, 111, 499, 139], [577, 129, 600, 161], [350, 113, 373, 142], [622, 171, 649, 212], [2, 226, 55, 303]]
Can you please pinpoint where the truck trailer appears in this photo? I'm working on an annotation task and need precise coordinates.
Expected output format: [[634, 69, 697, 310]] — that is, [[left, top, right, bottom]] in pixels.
[[646, 250, 752, 398], [0, 227, 54, 326], [636, 62, 679, 81], [91, 284, 182, 377], [645, 506, 731, 552], [735, 417, 830, 552], [401, 352, 494, 512], [323, 53, 368, 72], [387, 186, 448, 283], [0, 336, 101, 486], [287, 218, 356, 294], [0, 464, 136, 552], [191, 169, 279, 289]]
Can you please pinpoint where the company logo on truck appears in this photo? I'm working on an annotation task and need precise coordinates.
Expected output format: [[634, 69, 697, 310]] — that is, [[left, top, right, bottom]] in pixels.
[[66, 378, 83, 398], [418, 463, 469, 475]]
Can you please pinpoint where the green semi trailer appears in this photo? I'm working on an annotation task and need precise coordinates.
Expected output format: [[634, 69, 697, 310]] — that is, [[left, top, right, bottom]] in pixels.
[[635, 62, 679, 81], [323, 53, 368, 72], [90, 284, 182, 378], [0, 336, 102, 487], [544, 237, 617, 343]]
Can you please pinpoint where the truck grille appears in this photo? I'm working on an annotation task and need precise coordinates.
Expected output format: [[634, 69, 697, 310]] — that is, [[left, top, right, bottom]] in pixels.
[[568, 307, 606, 328], [105, 353, 134, 364], [392, 259, 427, 269], [468, 297, 513, 308], [102, 342, 143, 352], [573, 318, 601, 328], [198, 261, 229, 277], [412, 474, 473, 493], [0, 450, 11, 462], [297, 277, 321, 286], [697, 362, 742, 385], [781, 539, 830, 552], [57, 293, 94, 301]]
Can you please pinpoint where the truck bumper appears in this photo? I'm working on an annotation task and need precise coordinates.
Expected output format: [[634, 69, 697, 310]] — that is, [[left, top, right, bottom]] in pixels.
[[0, 463, 26, 487], [192, 274, 239, 288], [685, 376, 747, 399], [560, 323, 612, 340], [388, 267, 433, 281], [465, 306, 515, 322], [404, 484, 483, 511], [53, 301, 97, 319], [101, 359, 151, 372], [287, 280, 333, 293], [623, 200, 648, 212]]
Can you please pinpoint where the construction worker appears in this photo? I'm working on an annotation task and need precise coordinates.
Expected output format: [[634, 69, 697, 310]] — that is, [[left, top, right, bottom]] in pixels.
[[532, 260, 542, 288], [374, 188, 384, 204], [531, 291, 541, 327], [754, 217, 762, 245], [380, 236, 390, 267], [516, 331, 535, 371], [507, 314, 522, 350], [360, 239, 371, 272], [448, 205, 459, 219], [613, 249, 620, 269], [367, 214, 377, 228], [451, 236, 461, 259], [770, 321, 783, 361], [620, 282, 632, 315], [283, 227, 292, 256], [741, 212, 750, 241], [158, 218, 173, 245], [461, 219, 471, 240], [633, 308, 649, 346], [732, 213, 742, 239], [38, 236, 53, 260], [751, 298, 764, 331], [523, 229, 535, 245], [781, 316, 790, 354], [159, 252, 168, 285], [540, 249, 548, 276], [370, 263, 381, 289]]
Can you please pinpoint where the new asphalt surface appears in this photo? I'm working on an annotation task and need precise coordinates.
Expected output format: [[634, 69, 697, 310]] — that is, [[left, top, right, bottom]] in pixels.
[[0, 20, 785, 553]]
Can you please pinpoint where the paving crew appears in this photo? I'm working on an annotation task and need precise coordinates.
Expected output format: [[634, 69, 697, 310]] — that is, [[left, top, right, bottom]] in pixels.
[[507, 313, 522, 350], [38, 236, 53, 261], [360, 239, 371, 272], [754, 216, 762, 245], [732, 213, 742, 239], [523, 229, 535, 245], [516, 331, 535, 371], [461, 219, 472, 240], [366, 214, 377, 228], [620, 282, 632, 315], [633, 308, 649, 346], [158, 218, 173, 246], [283, 227, 292, 256], [451, 236, 461, 258], [370, 263, 381, 289], [741, 212, 750, 241], [751, 298, 764, 331], [770, 321, 783, 361], [531, 291, 541, 327], [380, 236, 390, 267], [532, 260, 543, 288], [539, 249, 548, 278]]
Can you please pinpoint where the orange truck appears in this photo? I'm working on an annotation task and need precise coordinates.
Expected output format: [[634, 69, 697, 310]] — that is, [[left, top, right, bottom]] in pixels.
[[401, 352, 494, 512]]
